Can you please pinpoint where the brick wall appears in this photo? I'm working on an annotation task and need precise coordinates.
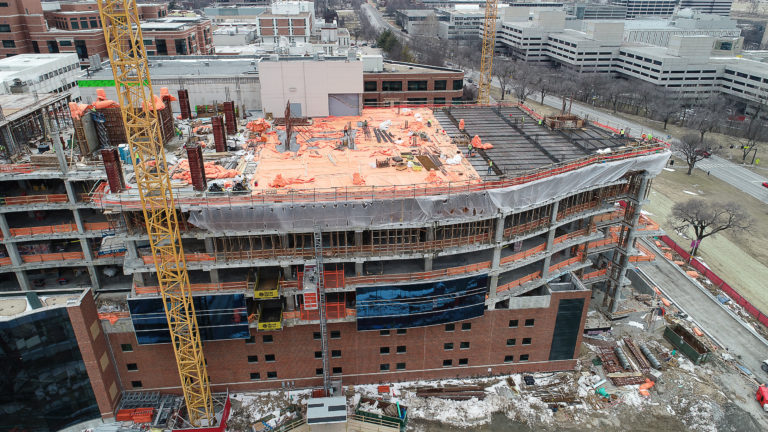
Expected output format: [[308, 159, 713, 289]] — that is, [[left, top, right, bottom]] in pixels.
[[106, 290, 589, 394], [67, 290, 121, 419]]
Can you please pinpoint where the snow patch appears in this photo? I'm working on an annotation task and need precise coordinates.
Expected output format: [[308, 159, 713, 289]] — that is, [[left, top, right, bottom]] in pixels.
[[683, 190, 699, 196], [663, 168, 676, 172], [626, 321, 645, 330]]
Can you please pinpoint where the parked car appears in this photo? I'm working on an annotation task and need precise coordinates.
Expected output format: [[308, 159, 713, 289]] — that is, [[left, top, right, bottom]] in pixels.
[[762, 182, 768, 189], [695, 149, 712, 158]]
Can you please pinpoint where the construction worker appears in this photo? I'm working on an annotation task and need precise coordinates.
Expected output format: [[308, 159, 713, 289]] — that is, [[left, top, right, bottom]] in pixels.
[[487, 160, 493, 175], [521, 116, 525, 125], [538, 119, 543, 126], [467, 142, 473, 157], [620, 129, 625, 138]]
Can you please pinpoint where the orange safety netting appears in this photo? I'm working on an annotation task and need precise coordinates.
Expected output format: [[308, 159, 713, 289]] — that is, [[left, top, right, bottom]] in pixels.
[[193, 125, 212, 134], [269, 174, 316, 188], [142, 94, 166, 112], [69, 102, 93, 120], [246, 118, 270, 133], [160, 87, 177, 101], [471, 135, 493, 149], [171, 160, 239, 183], [93, 88, 119, 109], [425, 171, 443, 184], [459, 119, 465, 130], [352, 173, 366, 185]]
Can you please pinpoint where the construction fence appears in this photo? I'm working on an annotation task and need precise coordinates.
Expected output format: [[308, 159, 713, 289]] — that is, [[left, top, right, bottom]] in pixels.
[[659, 235, 768, 328]]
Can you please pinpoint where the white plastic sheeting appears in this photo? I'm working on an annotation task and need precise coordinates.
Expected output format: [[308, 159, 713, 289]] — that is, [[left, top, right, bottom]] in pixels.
[[187, 150, 670, 231]]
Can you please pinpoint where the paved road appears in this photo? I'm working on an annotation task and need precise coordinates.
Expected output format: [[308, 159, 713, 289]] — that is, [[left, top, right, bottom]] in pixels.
[[361, 3, 410, 42], [537, 95, 768, 204], [636, 248, 768, 382]]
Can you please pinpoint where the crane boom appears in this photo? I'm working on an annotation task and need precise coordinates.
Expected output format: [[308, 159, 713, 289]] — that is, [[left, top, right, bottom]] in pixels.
[[478, 0, 499, 104], [97, 0, 214, 425]]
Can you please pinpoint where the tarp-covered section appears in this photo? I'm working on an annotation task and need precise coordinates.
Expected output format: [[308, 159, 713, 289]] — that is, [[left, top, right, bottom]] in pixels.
[[356, 274, 488, 330], [187, 151, 670, 231], [129, 293, 248, 345]]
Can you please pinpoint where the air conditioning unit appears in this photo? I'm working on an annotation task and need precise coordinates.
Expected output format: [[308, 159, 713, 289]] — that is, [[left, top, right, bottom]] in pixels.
[[9, 78, 29, 94]]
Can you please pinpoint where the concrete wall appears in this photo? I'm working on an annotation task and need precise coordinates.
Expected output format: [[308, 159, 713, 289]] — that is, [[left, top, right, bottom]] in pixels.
[[259, 60, 363, 117]]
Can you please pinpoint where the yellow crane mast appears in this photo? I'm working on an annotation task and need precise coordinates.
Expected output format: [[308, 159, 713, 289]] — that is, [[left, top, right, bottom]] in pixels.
[[478, 0, 499, 104], [97, 0, 214, 425]]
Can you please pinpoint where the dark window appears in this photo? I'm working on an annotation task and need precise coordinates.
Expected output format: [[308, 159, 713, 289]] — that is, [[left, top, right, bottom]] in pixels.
[[522, 338, 532, 345], [143, 39, 154, 46], [509, 319, 518, 328], [2, 40, 15, 48], [267, 371, 277, 378], [380, 330, 390, 336], [396, 329, 407, 335], [246, 336, 256, 344], [70, 20, 79, 30], [330, 330, 341, 339], [332, 367, 342, 374], [121, 343, 133, 352], [525, 319, 535, 327], [0, 3, 9, 6], [460, 342, 470, 349], [265, 354, 275, 362], [458, 358, 468, 365], [80, 19, 89, 29], [174, 38, 188, 55], [250, 372, 260, 380], [316, 368, 324, 375], [156, 39, 167, 55], [407, 98, 427, 104], [248, 355, 258, 363], [90, 19, 98, 28], [313, 332, 321, 340], [364, 98, 378, 106], [408, 80, 428, 91], [452, 80, 463, 90], [381, 80, 402, 91], [74, 40, 88, 60], [263, 335, 274, 343], [364, 81, 378, 92], [444, 342, 454, 350], [31, 41, 39, 53], [396, 345, 406, 353], [504, 355, 514, 363], [380, 347, 390, 354], [434, 80, 447, 90], [131, 380, 143, 388], [445, 324, 455, 331], [315, 351, 322, 359], [126, 363, 138, 371], [452, 97, 463, 103], [396, 362, 406, 370], [461, 323, 471, 331], [380, 363, 390, 371], [434, 97, 446, 105], [58, 40, 72, 47], [332, 350, 342, 358], [506, 338, 516, 346], [520, 354, 529, 361], [442, 359, 452, 367]]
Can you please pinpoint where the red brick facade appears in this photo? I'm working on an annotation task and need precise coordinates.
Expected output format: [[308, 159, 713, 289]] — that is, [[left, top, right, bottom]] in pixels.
[[363, 68, 465, 106], [106, 289, 589, 394], [67, 290, 121, 419]]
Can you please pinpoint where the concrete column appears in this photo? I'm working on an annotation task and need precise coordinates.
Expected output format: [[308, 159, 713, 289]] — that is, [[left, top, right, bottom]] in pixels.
[[286, 294, 296, 311], [354, 261, 363, 276], [494, 215, 504, 243], [80, 237, 94, 262], [0, 213, 11, 240], [426, 226, 435, 242], [14, 271, 31, 292], [6, 241, 24, 268], [52, 129, 69, 174], [491, 246, 501, 270], [354, 230, 363, 246], [63, 181, 77, 205], [87, 264, 100, 290], [541, 201, 560, 278], [282, 265, 292, 279], [203, 237, 215, 254], [609, 174, 650, 313], [210, 269, 220, 284], [124, 240, 138, 259], [487, 274, 499, 309], [279, 233, 289, 249], [72, 208, 85, 233], [424, 256, 433, 272]]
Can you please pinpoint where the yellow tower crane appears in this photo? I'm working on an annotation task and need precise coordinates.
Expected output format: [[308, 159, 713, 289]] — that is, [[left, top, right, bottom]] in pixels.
[[478, 0, 499, 104], [97, 0, 214, 426]]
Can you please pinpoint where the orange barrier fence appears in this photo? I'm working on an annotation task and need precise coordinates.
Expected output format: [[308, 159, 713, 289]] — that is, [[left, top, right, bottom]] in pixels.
[[346, 261, 492, 286], [594, 210, 625, 223], [91, 144, 668, 208], [0, 257, 11, 266], [504, 217, 549, 238], [84, 222, 115, 231], [134, 280, 249, 296], [500, 244, 546, 266], [1, 194, 69, 206], [497, 271, 543, 293], [299, 303, 351, 321], [558, 202, 600, 219], [98, 312, 131, 324], [582, 268, 608, 281], [549, 254, 584, 273], [0, 164, 34, 173], [10, 223, 78, 236], [21, 251, 84, 263]]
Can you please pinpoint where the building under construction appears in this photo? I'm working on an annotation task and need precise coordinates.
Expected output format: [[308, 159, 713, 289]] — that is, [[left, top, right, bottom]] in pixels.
[[0, 91, 669, 429]]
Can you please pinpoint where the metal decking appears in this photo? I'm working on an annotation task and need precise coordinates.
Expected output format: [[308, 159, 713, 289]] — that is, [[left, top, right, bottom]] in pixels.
[[440, 106, 626, 179]]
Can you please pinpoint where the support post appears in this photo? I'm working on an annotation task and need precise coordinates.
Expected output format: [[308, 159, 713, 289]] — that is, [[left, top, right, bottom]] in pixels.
[[541, 201, 559, 278]]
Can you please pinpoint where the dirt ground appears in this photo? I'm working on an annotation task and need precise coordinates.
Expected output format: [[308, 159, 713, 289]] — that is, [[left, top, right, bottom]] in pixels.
[[644, 156, 768, 314]]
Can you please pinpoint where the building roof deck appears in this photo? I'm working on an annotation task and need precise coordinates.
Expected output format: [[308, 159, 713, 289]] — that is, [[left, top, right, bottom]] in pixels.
[[92, 104, 667, 208]]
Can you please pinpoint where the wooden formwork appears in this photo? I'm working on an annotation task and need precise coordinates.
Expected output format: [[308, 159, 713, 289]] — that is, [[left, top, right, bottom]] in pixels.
[[544, 115, 586, 130]]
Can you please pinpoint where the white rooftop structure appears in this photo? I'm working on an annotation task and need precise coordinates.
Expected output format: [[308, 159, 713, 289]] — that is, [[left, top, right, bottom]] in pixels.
[[0, 54, 81, 97], [306, 397, 348, 425]]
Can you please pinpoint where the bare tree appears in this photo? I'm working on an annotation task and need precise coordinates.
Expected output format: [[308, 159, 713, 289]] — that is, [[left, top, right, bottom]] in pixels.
[[672, 133, 716, 175], [529, 64, 555, 104], [493, 58, 516, 101], [687, 96, 731, 143], [740, 118, 768, 164], [670, 200, 750, 255], [650, 86, 683, 129], [596, 76, 632, 113], [511, 62, 538, 103]]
